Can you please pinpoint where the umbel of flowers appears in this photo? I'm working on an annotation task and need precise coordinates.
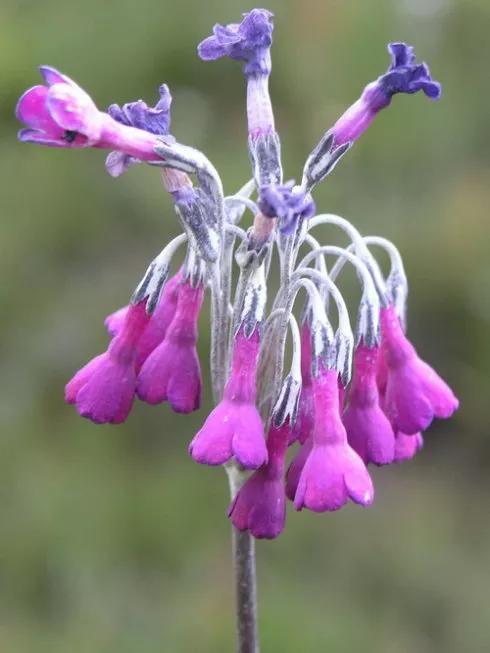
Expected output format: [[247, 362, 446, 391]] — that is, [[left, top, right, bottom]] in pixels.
[[17, 8, 457, 539]]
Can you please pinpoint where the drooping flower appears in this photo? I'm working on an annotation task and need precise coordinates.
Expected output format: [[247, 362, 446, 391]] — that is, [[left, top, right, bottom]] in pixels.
[[290, 322, 315, 444], [65, 301, 150, 424], [343, 344, 395, 465], [106, 270, 183, 365], [136, 279, 203, 413], [394, 431, 424, 462], [105, 84, 174, 177], [16, 66, 163, 162], [228, 420, 290, 539], [380, 305, 458, 435], [259, 181, 316, 234], [331, 43, 441, 147], [294, 364, 374, 512], [198, 8, 274, 76], [189, 327, 267, 469]]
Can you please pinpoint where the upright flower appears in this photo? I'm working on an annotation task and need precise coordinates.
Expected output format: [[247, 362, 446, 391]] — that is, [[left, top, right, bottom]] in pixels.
[[331, 43, 441, 148], [293, 363, 374, 512], [198, 8, 274, 135], [136, 278, 204, 413], [189, 327, 267, 469], [228, 420, 290, 539], [65, 301, 150, 424], [343, 344, 395, 465], [302, 43, 441, 190], [380, 305, 458, 435], [16, 66, 164, 162]]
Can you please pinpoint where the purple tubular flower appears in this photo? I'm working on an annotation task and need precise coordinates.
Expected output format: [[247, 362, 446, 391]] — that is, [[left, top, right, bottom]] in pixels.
[[106, 84, 174, 177], [189, 327, 268, 469], [259, 181, 316, 234], [290, 323, 315, 444], [136, 279, 203, 413], [228, 421, 290, 539], [65, 301, 150, 424], [394, 431, 424, 462], [380, 305, 459, 435], [331, 42, 441, 147], [343, 344, 396, 466], [198, 8, 274, 76], [293, 364, 374, 512], [16, 66, 163, 162]]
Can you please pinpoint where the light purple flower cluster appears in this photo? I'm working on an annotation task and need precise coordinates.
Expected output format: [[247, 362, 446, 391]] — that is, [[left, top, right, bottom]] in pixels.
[[16, 8, 457, 540]]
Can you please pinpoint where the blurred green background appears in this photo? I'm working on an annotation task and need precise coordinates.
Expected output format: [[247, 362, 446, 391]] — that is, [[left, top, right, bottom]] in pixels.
[[1, 0, 489, 651]]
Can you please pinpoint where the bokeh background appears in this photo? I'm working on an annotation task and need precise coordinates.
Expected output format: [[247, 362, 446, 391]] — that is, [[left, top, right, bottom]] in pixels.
[[1, 0, 489, 651]]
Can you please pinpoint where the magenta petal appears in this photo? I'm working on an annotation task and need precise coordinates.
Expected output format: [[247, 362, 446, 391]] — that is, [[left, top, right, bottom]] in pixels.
[[419, 360, 459, 418], [189, 400, 266, 469], [228, 471, 286, 539], [136, 340, 174, 404], [232, 405, 268, 469], [294, 443, 373, 512], [15, 85, 62, 135], [343, 448, 375, 505], [166, 348, 202, 413], [46, 84, 94, 132], [104, 305, 129, 337], [384, 366, 436, 434], [137, 339, 201, 412], [65, 353, 105, 403], [294, 445, 349, 512], [73, 355, 136, 424], [189, 403, 235, 465], [39, 65, 74, 86], [394, 431, 424, 462], [344, 404, 395, 465]]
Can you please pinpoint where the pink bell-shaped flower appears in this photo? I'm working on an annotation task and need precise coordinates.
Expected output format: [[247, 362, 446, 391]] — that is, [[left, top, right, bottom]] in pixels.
[[189, 327, 267, 469], [293, 364, 374, 512], [380, 305, 458, 435], [65, 301, 150, 424], [136, 279, 203, 413], [343, 344, 395, 465], [228, 420, 290, 539]]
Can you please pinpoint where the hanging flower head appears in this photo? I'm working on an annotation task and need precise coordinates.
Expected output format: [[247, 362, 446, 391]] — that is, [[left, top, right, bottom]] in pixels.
[[17, 9, 457, 544]]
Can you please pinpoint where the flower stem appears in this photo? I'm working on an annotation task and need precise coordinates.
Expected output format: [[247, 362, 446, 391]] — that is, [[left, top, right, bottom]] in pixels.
[[226, 464, 260, 653], [232, 527, 259, 653]]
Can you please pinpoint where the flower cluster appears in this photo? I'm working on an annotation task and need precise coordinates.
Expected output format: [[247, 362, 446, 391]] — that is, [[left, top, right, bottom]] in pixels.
[[16, 8, 457, 540]]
